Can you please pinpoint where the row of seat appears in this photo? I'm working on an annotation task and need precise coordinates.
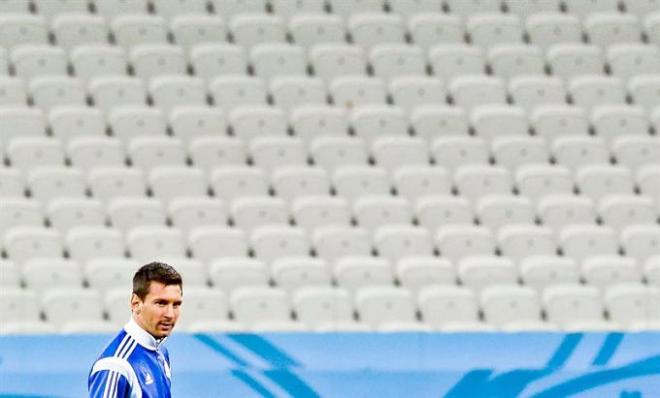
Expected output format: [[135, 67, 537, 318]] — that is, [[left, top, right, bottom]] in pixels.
[[1, 219, 658, 267], [1, 9, 659, 52], [2, 281, 659, 333], [3, 250, 660, 294]]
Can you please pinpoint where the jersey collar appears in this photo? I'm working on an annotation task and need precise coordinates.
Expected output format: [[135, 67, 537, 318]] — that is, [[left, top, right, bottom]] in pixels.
[[124, 317, 167, 351]]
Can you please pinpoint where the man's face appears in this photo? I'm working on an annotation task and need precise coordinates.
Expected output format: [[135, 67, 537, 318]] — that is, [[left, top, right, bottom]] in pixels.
[[131, 281, 182, 339]]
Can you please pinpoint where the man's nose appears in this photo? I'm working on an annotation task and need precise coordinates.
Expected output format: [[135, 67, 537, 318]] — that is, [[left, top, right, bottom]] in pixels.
[[164, 305, 175, 318]]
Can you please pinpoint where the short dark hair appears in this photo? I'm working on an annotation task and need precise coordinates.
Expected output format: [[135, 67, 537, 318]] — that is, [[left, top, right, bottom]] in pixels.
[[132, 262, 183, 300]]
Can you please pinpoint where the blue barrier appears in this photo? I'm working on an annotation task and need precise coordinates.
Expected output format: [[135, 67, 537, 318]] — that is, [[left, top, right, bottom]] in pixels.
[[1, 332, 659, 397]]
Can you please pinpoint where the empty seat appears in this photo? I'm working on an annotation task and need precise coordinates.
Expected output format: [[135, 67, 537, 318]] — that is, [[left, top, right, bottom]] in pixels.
[[481, 285, 542, 327], [84, 259, 139, 294], [129, 44, 187, 80], [87, 167, 146, 203], [312, 226, 372, 261], [430, 136, 488, 171], [526, 13, 582, 50], [408, 14, 463, 50], [467, 14, 524, 49], [592, 105, 649, 143], [369, 44, 426, 81], [0, 15, 48, 49], [637, 165, 660, 204], [50, 107, 106, 146], [250, 226, 310, 263], [0, 169, 24, 198], [190, 44, 248, 81], [582, 256, 642, 290], [168, 197, 227, 233], [371, 136, 428, 172], [607, 44, 660, 80], [42, 288, 103, 327], [449, 75, 507, 110], [4, 226, 62, 264], [606, 284, 660, 327], [520, 255, 580, 291], [551, 136, 609, 171], [66, 227, 125, 263], [576, 165, 635, 200], [598, 195, 656, 229], [418, 286, 480, 329], [169, 106, 227, 145], [249, 136, 307, 170], [148, 166, 208, 203], [88, 76, 146, 114], [111, 15, 168, 48], [621, 225, 660, 262], [0, 199, 43, 237], [11, 45, 67, 80], [428, 45, 486, 81], [188, 136, 246, 173], [152, 0, 208, 19], [543, 284, 604, 327], [291, 106, 349, 142], [271, 257, 331, 293], [170, 14, 226, 50], [509, 76, 567, 111], [52, 14, 107, 50], [310, 44, 367, 83], [530, 105, 589, 141], [209, 166, 268, 202], [7, 137, 66, 173], [374, 226, 434, 262], [230, 196, 288, 232], [127, 226, 186, 261], [537, 195, 597, 230], [208, 258, 268, 293], [491, 136, 550, 171], [564, 0, 620, 18], [309, 136, 368, 172], [271, 166, 331, 201], [288, 14, 345, 48], [149, 76, 206, 113], [0, 76, 27, 107], [569, 75, 626, 111], [189, 227, 248, 262], [435, 226, 496, 261], [353, 196, 413, 232], [108, 106, 167, 146], [347, 13, 405, 48], [27, 167, 86, 203], [476, 195, 535, 230], [128, 137, 187, 172], [584, 13, 642, 48], [96, 0, 148, 20], [389, 76, 446, 111], [445, 0, 501, 17], [415, 195, 474, 230], [393, 166, 451, 203], [644, 13, 660, 46], [355, 286, 416, 327], [471, 105, 529, 141], [333, 166, 391, 202], [47, 198, 105, 233], [0, 107, 46, 144], [454, 165, 514, 201], [0, 288, 40, 323], [230, 287, 291, 326], [250, 43, 307, 80], [504, 0, 562, 17], [107, 197, 166, 232], [272, 0, 325, 19], [71, 45, 128, 84], [291, 196, 351, 232], [292, 286, 354, 328], [458, 256, 519, 291], [270, 76, 326, 111], [0, 260, 20, 288], [628, 75, 660, 112], [396, 256, 456, 293], [209, 0, 265, 18], [210, 75, 267, 112], [29, 76, 86, 111], [330, 76, 387, 108], [547, 44, 605, 81], [230, 106, 287, 141], [351, 105, 407, 143], [229, 14, 287, 47], [515, 165, 574, 203], [560, 225, 619, 261]]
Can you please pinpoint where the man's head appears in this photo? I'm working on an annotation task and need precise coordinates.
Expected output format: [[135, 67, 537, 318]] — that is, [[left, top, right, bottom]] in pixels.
[[131, 262, 183, 339]]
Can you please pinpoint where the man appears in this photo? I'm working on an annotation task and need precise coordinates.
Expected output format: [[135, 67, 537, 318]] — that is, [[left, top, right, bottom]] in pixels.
[[88, 262, 183, 398]]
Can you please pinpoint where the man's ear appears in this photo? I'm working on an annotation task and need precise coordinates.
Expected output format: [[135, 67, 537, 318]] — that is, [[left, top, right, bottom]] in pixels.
[[131, 293, 142, 313]]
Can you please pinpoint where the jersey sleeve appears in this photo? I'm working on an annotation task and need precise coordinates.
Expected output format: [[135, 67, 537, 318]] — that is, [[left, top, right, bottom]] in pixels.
[[88, 368, 131, 398]]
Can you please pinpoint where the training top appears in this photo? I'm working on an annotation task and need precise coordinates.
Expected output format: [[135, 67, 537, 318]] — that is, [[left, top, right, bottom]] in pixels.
[[88, 318, 172, 398]]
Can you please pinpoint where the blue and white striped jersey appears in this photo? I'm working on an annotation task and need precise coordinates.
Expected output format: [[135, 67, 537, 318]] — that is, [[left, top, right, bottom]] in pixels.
[[88, 318, 172, 398]]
